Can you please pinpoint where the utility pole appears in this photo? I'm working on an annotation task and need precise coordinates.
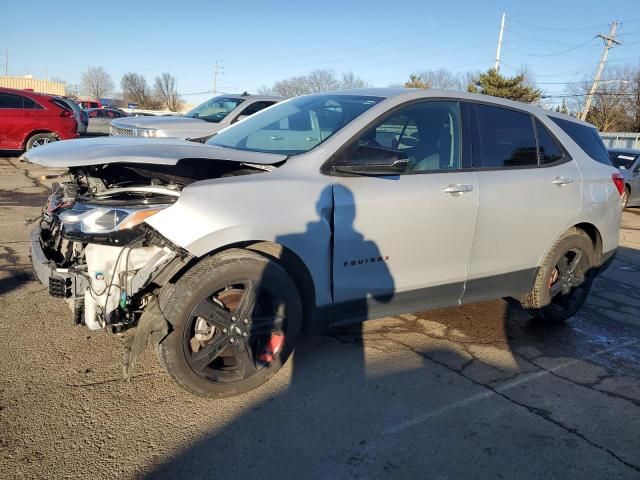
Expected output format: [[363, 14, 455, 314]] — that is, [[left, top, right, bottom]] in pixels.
[[580, 21, 621, 121], [494, 13, 506, 72], [212, 60, 223, 95]]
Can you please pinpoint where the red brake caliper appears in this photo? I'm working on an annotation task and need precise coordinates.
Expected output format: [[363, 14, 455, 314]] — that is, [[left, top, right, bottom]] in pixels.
[[258, 334, 285, 364]]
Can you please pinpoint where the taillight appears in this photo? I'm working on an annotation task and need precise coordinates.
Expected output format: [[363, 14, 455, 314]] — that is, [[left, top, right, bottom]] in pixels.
[[612, 173, 625, 196]]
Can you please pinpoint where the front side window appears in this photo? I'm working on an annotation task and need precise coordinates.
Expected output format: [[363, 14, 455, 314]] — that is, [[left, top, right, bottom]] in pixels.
[[0, 93, 23, 109], [354, 101, 461, 172], [207, 95, 382, 155], [475, 104, 538, 168], [549, 116, 611, 165], [185, 96, 245, 123]]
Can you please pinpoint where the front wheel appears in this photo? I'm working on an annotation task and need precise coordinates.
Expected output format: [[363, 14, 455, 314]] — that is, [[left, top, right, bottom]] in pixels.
[[156, 249, 303, 397], [523, 228, 596, 323]]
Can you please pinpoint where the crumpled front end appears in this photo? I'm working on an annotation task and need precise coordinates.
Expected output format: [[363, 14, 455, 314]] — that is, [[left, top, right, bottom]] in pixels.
[[31, 175, 186, 333]]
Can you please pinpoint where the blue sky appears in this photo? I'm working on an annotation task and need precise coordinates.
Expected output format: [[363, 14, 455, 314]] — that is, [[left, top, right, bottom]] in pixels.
[[1, 0, 639, 107]]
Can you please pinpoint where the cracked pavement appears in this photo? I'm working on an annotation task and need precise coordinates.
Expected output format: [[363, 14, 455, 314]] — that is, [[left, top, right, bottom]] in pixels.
[[1, 156, 640, 479]]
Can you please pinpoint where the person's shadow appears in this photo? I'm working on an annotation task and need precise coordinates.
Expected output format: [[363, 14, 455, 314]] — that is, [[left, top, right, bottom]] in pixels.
[[143, 183, 397, 479]]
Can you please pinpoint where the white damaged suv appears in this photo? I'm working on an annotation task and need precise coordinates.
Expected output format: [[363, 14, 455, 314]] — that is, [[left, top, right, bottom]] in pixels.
[[26, 89, 623, 397]]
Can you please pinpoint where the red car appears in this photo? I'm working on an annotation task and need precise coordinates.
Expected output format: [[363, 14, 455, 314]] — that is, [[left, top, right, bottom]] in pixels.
[[0, 87, 78, 151]]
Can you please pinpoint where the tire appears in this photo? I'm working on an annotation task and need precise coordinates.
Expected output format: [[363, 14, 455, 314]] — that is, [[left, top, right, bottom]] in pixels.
[[156, 248, 303, 398], [622, 186, 630, 209], [25, 133, 58, 150], [523, 228, 596, 323]]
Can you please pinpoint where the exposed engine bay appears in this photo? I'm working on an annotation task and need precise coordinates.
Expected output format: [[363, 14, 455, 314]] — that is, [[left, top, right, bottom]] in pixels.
[[35, 159, 271, 333]]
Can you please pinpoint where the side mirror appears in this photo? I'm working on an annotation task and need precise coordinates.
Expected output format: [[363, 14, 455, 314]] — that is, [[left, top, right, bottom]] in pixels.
[[333, 145, 409, 175], [233, 114, 249, 124]]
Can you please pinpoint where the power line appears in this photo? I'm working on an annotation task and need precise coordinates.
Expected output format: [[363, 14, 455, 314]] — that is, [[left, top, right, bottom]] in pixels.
[[508, 19, 610, 32], [505, 37, 597, 57]]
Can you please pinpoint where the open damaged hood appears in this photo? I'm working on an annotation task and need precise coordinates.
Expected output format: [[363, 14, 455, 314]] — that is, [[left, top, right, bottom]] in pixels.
[[21, 136, 287, 168]]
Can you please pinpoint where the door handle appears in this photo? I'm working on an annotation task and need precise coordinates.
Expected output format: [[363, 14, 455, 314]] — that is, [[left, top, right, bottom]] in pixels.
[[270, 135, 284, 141], [552, 176, 574, 186], [443, 184, 474, 194]]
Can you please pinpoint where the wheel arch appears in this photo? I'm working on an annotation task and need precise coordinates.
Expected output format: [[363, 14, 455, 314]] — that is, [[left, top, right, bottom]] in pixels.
[[164, 240, 319, 333], [572, 222, 603, 266], [22, 130, 59, 149]]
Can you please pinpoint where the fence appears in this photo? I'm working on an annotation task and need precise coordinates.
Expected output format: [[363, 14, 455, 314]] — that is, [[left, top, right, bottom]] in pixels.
[[600, 132, 640, 149]]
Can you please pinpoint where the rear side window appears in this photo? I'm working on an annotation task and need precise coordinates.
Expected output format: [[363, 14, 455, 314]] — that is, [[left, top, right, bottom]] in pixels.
[[475, 104, 538, 168], [0, 93, 23, 108], [52, 98, 73, 113], [241, 101, 276, 116], [535, 120, 564, 165], [549, 117, 611, 165], [23, 97, 43, 109]]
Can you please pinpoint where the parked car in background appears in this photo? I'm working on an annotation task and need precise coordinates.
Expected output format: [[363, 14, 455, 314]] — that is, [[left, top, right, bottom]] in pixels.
[[86, 107, 129, 135], [0, 87, 78, 150], [608, 148, 640, 208], [77, 99, 102, 109], [26, 89, 622, 398], [53, 97, 88, 135], [110, 94, 282, 140]]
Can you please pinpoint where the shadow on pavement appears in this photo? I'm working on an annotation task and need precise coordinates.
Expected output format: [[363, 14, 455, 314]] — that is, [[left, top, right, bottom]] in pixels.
[[142, 189, 640, 480]]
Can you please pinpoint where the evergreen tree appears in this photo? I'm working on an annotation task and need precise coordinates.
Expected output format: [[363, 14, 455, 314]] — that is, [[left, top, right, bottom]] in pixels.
[[467, 69, 541, 103], [404, 74, 429, 89]]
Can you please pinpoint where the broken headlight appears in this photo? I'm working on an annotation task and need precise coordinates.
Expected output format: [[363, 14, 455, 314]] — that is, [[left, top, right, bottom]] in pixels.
[[59, 204, 169, 234]]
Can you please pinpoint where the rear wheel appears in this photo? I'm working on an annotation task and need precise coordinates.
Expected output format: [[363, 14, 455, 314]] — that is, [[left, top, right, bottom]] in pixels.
[[26, 133, 58, 150], [524, 228, 596, 323], [156, 249, 302, 397]]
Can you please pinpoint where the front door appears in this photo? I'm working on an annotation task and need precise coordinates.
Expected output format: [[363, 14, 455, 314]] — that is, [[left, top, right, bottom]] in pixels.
[[330, 101, 479, 324]]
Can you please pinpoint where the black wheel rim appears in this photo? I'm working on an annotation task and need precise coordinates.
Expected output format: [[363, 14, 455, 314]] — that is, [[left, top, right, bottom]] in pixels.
[[548, 247, 592, 314], [183, 279, 287, 383]]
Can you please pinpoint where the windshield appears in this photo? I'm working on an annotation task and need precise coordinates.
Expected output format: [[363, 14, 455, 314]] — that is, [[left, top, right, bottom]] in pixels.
[[185, 96, 245, 123], [206, 94, 382, 155], [609, 151, 638, 169]]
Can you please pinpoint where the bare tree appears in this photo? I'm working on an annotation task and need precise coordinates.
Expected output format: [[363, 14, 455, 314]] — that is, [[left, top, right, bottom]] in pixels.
[[628, 66, 640, 132], [409, 69, 461, 90], [121, 73, 151, 107], [305, 69, 340, 93], [80, 66, 114, 99], [153, 73, 183, 111], [405, 69, 481, 91], [271, 69, 341, 97], [340, 71, 369, 89], [565, 65, 633, 132], [256, 85, 275, 96]]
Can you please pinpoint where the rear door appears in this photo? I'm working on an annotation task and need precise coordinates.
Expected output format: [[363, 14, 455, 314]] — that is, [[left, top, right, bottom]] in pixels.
[[0, 92, 27, 149], [463, 103, 581, 302], [330, 101, 479, 323]]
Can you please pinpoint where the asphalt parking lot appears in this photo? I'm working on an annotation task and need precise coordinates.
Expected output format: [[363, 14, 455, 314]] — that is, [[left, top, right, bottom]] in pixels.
[[1, 156, 640, 479]]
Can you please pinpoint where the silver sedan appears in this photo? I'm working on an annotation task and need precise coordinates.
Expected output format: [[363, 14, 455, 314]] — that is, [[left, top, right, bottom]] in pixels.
[[85, 108, 129, 135], [608, 148, 640, 208]]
